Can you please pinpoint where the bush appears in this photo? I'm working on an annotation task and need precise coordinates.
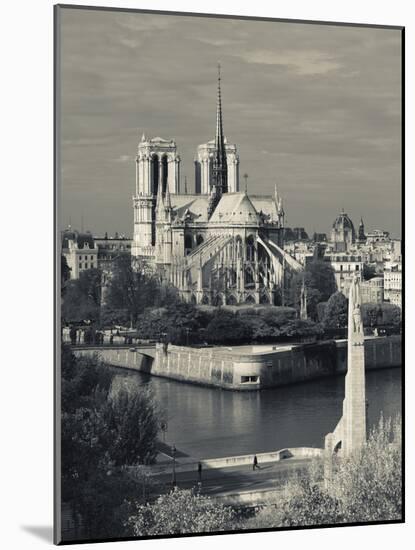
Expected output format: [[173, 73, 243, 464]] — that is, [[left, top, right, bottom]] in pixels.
[[128, 488, 236, 536], [322, 292, 348, 329], [361, 302, 401, 327], [205, 310, 252, 344]]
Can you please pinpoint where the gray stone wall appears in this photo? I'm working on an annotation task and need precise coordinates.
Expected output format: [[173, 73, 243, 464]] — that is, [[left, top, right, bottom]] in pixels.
[[72, 335, 401, 391]]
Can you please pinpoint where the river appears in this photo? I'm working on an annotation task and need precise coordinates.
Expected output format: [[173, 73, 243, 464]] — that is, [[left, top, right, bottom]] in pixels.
[[113, 367, 401, 460]]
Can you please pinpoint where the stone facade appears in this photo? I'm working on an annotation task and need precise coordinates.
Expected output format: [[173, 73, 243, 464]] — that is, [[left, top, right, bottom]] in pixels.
[[360, 276, 384, 304], [384, 261, 402, 308], [61, 230, 98, 279]]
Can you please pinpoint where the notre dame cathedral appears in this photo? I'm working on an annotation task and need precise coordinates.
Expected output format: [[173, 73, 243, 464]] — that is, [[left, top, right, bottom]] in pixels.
[[132, 67, 302, 305]]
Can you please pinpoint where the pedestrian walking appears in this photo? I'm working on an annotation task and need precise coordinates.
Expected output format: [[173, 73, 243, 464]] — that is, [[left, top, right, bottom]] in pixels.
[[198, 461, 202, 483], [253, 455, 260, 470]]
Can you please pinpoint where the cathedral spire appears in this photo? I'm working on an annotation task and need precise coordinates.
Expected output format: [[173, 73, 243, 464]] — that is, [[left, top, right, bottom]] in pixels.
[[209, 63, 228, 218], [215, 63, 225, 156]]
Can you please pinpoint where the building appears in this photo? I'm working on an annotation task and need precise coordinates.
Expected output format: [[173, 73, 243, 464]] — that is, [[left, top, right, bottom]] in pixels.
[[313, 232, 328, 243], [284, 241, 315, 267], [330, 210, 356, 252], [328, 253, 363, 296], [360, 276, 384, 304], [93, 234, 132, 272], [384, 261, 402, 308], [61, 230, 98, 279], [357, 218, 366, 243], [131, 67, 303, 305], [365, 229, 390, 244]]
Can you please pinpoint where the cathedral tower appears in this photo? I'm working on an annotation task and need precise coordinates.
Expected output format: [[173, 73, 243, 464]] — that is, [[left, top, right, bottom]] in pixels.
[[132, 135, 180, 258]]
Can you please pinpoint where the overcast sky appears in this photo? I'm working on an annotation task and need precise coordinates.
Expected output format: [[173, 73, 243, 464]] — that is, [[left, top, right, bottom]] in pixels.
[[59, 7, 402, 238]]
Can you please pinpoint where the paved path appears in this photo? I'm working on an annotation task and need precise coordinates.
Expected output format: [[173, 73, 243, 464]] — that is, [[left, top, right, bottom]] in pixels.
[[153, 457, 311, 497]]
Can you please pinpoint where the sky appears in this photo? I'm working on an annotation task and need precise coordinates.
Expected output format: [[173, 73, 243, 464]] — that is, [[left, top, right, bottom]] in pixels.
[[59, 7, 402, 238]]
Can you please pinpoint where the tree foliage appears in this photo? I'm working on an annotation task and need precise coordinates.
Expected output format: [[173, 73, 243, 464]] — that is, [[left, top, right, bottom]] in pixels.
[[61, 346, 162, 540], [322, 291, 348, 329], [289, 261, 336, 320], [62, 269, 102, 323], [136, 304, 322, 345], [128, 488, 236, 536], [105, 255, 179, 326], [361, 302, 401, 328], [205, 309, 252, 344], [333, 415, 402, 523], [362, 263, 377, 281]]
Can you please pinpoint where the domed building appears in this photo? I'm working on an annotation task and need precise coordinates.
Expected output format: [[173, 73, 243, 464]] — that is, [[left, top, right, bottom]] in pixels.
[[330, 210, 356, 252]]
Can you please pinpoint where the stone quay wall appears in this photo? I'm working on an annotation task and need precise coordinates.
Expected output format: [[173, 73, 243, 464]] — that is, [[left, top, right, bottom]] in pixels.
[[72, 335, 401, 391]]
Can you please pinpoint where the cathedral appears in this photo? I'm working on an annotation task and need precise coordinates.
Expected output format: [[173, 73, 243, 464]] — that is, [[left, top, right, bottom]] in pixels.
[[132, 67, 302, 305]]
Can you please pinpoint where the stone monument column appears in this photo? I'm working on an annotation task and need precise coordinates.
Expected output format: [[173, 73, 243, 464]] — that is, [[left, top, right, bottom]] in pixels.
[[324, 275, 367, 484]]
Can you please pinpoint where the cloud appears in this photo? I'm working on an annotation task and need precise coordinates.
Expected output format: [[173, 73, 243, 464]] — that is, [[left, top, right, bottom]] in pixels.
[[58, 7, 402, 238], [234, 48, 341, 75]]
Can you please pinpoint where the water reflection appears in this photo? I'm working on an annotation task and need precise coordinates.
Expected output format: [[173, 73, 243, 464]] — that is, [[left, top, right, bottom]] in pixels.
[[112, 368, 401, 459]]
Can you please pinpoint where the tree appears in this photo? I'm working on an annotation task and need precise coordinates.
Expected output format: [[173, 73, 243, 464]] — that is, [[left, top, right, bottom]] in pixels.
[[60, 346, 163, 540], [103, 381, 161, 466], [105, 255, 163, 325], [289, 261, 336, 320], [362, 263, 377, 281], [361, 302, 401, 328], [61, 255, 71, 287], [322, 292, 348, 329], [205, 309, 252, 344], [280, 319, 324, 340], [61, 269, 102, 323], [128, 488, 236, 536]]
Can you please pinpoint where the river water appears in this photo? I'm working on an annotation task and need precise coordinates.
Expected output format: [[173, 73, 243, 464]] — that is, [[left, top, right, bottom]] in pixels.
[[113, 367, 402, 460]]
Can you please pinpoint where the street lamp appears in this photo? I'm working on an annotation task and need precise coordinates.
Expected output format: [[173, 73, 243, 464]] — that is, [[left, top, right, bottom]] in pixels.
[[172, 444, 177, 487]]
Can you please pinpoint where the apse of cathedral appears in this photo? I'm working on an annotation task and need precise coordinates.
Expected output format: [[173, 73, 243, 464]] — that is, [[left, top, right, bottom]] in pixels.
[[132, 67, 299, 306]]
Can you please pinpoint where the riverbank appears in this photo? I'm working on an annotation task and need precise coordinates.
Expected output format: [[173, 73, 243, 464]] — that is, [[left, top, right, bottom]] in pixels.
[[72, 334, 401, 391]]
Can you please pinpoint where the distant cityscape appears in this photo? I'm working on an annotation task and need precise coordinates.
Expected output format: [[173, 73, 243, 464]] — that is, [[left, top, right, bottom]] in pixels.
[[61, 209, 401, 309]]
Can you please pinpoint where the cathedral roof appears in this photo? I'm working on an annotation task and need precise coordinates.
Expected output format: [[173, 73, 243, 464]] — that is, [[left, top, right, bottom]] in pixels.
[[209, 192, 260, 224], [171, 194, 209, 222], [249, 195, 278, 219], [169, 192, 279, 225]]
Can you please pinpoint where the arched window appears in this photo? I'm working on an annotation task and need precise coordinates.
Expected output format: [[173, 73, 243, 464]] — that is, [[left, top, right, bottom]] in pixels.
[[245, 266, 255, 287], [246, 235, 255, 261], [161, 155, 168, 194], [152, 154, 159, 195]]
